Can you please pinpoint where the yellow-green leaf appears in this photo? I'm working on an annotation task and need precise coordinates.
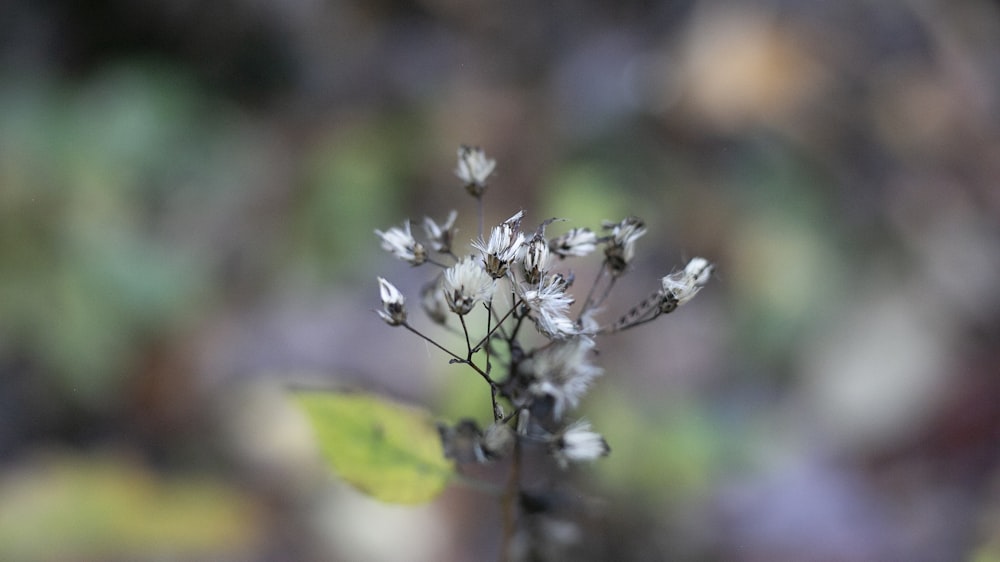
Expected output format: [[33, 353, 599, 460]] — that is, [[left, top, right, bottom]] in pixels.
[[294, 391, 453, 504]]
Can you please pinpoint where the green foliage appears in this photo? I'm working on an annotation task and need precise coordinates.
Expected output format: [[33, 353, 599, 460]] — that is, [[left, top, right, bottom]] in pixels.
[[295, 114, 425, 281], [0, 455, 259, 561], [540, 162, 631, 229], [592, 388, 732, 505], [294, 391, 454, 504], [0, 65, 244, 409]]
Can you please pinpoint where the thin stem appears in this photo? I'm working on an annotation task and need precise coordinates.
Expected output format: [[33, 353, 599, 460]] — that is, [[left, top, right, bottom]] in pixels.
[[599, 310, 661, 334], [403, 322, 464, 363], [507, 303, 527, 342], [600, 289, 661, 334], [485, 297, 512, 342], [578, 264, 608, 319], [403, 322, 494, 384], [485, 303, 493, 375], [591, 273, 619, 310], [500, 431, 523, 562], [459, 315, 473, 358], [491, 385, 502, 422], [472, 299, 521, 353]]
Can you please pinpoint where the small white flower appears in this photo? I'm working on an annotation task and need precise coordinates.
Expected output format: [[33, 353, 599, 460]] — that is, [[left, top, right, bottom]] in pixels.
[[420, 279, 450, 325], [523, 336, 602, 420], [549, 227, 598, 258], [521, 232, 552, 285], [455, 145, 496, 196], [375, 221, 426, 266], [602, 216, 646, 274], [521, 274, 577, 339], [578, 307, 602, 335], [481, 422, 514, 459], [376, 277, 407, 326], [660, 257, 713, 310], [423, 210, 458, 253], [552, 420, 609, 468], [443, 257, 496, 315], [472, 211, 525, 279]]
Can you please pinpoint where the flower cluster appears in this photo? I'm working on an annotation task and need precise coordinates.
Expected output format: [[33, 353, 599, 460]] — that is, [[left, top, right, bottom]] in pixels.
[[373, 146, 712, 554]]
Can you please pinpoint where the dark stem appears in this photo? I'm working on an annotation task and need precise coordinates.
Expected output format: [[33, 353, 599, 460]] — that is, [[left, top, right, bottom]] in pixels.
[[460, 315, 473, 359], [579, 264, 608, 319], [484, 303, 493, 375], [403, 322, 464, 363], [599, 309, 661, 334], [472, 298, 521, 353], [403, 322, 494, 384], [500, 431, 522, 562]]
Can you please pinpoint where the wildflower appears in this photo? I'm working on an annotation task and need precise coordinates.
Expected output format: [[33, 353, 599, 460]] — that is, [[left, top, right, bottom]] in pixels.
[[521, 274, 577, 339], [420, 278, 450, 325], [472, 211, 525, 279], [602, 216, 646, 274], [551, 420, 609, 468], [438, 419, 487, 463], [455, 145, 496, 196], [521, 232, 552, 285], [660, 257, 714, 311], [549, 227, 598, 258], [375, 221, 426, 266], [522, 336, 603, 420], [439, 419, 515, 464], [376, 277, 407, 326], [481, 422, 514, 459], [443, 257, 496, 315], [578, 307, 602, 335], [423, 210, 458, 253]]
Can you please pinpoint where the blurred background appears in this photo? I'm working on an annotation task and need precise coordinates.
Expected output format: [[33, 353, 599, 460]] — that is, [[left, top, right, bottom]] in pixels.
[[2, 0, 1000, 560]]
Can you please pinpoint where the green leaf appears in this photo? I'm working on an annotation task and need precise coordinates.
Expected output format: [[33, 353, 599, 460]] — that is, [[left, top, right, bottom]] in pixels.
[[294, 391, 454, 504]]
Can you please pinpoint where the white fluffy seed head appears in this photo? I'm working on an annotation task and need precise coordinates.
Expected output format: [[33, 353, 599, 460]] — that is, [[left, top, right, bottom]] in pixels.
[[443, 257, 496, 315], [473, 211, 525, 279], [661, 257, 713, 306], [552, 420, 609, 468]]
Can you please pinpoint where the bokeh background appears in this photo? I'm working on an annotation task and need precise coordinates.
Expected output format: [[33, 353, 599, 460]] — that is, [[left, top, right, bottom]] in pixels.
[[2, 0, 1000, 560]]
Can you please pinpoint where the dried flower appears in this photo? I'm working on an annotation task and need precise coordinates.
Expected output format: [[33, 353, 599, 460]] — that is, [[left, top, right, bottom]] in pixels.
[[376, 277, 407, 326], [420, 279, 450, 325], [455, 145, 496, 196], [549, 227, 598, 258], [551, 420, 609, 468], [437, 419, 513, 464], [438, 419, 488, 463], [521, 274, 577, 339], [660, 257, 714, 310], [368, 145, 714, 527], [482, 422, 514, 459], [522, 232, 552, 285], [423, 210, 458, 253], [473, 211, 525, 279], [602, 216, 646, 274], [375, 221, 426, 266], [443, 257, 496, 315], [523, 336, 603, 420]]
